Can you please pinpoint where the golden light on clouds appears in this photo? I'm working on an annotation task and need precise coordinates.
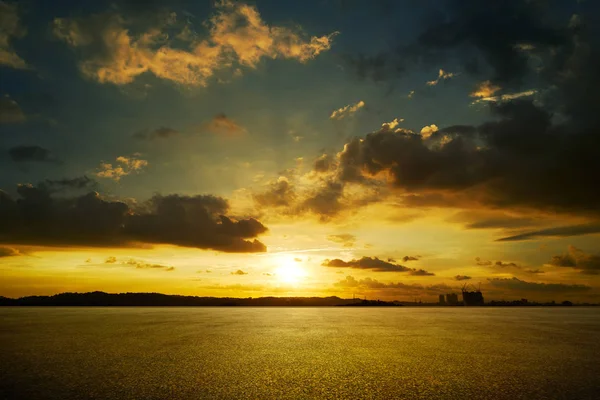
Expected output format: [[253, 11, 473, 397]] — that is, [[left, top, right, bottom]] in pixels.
[[52, 0, 337, 86]]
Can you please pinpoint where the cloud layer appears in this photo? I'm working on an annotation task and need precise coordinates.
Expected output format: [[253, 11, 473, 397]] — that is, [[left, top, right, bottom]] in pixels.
[[53, 1, 337, 86], [0, 183, 268, 252], [323, 256, 434, 276]]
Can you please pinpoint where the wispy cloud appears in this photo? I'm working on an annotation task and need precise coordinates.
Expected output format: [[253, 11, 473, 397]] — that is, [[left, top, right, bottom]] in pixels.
[[426, 69, 456, 86], [497, 223, 600, 242], [330, 100, 365, 120]]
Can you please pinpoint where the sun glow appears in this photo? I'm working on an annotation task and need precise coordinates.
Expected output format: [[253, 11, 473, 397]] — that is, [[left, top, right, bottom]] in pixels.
[[274, 257, 307, 284]]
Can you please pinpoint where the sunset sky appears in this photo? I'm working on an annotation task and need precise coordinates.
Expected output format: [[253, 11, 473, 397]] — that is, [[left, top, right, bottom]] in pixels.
[[1, 0, 599, 302]]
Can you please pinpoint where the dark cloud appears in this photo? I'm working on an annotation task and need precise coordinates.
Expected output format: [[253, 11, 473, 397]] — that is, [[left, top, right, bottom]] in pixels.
[[38, 176, 97, 193], [329, 98, 600, 217], [8, 146, 59, 164], [411, 269, 435, 276], [327, 233, 355, 247], [402, 256, 419, 262], [253, 178, 296, 208], [125, 194, 268, 252], [301, 180, 344, 220], [488, 277, 591, 293], [454, 275, 472, 281], [345, 0, 569, 87], [549, 246, 600, 275], [0, 184, 268, 252], [449, 211, 539, 230], [133, 127, 179, 140], [495, 261, 519, 268], [327, 1, 600, 224], [323, 256, 434, 276], [231, 269, 248, 275], [476, 257, 545, 276], [497, 224, 600, 242], [0, 95, 25, 123], [0, 246, 21, 257]]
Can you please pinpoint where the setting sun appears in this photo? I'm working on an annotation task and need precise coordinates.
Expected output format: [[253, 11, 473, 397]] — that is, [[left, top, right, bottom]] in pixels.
[[275, 258, 307, 284]]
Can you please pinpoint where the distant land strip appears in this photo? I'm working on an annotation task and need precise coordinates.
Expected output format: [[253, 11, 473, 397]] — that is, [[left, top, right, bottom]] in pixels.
[[0, 292, 597, 307]]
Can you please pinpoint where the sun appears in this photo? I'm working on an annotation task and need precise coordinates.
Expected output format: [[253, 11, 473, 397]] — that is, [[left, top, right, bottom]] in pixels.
[[274, 257, 307, 284]]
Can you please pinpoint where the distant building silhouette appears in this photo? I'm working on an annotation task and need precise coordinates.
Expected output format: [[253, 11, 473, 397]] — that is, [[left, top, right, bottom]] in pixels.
[[438, 294, 446, 305], [461, 284, 484, 306], [446, 293, 459, 305]]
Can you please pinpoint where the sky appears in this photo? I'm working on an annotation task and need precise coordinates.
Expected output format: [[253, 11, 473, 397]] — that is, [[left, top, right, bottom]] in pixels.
[[1, 0, 600, 302]]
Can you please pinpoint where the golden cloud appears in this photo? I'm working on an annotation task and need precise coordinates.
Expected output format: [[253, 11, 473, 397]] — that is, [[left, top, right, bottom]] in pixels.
[[53, 1, 338, 86]]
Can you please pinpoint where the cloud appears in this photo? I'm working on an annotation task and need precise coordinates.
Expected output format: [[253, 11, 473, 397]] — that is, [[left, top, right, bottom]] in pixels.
[[313, 154, 336, 174], [0, 95, 25, 123], [470, 81, 501, 98], [96, 154, 148, 181], [454, 275, 472, 281], [476, 257, 545, 276], [300, 179, 345, 220], [334, 275, 450, 294], [475, 257, 492, 266], [123, 258, 174, 271], [326, 233, 355, 247], [548, 246, 600, 275], [524, 269, 544, 275], [323, 256, 434, 276], [104, 256, 173, 271], [419, 124, 438, 139], [317, 94, 600, 218], [231, 269, 248, 275], [330, 100, 365, 120], [346, 0, 569, 87], [495, 261, 519, 268], [449, 210, 539, 230], [0, 246, 20, 257], [426, 69, 456, 86], [8, 146, 59, 164], [472, 89, 536, 104], [488, 277, 591, 293], [53, 1, 337, 86], [339, 0, 600, 222], [381, 118, 403, 130], [253, 177, 296, 208], [0, 1, 28, 69], [203, 113, 246, 136], [497, 224, 600, 242], [133, 127, 179, 140], [402, 256, 419, 262], [0, 184, 268, 253], [37, 176, 97, 193]]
